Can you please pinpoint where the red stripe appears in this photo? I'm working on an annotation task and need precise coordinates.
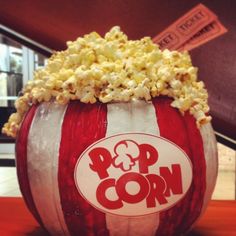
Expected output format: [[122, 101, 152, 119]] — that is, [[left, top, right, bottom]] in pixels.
[[16, 105, 45, 228], [58, 101, 109, 236], [180, 111, 206, 232], [152, 97, 206, 235]]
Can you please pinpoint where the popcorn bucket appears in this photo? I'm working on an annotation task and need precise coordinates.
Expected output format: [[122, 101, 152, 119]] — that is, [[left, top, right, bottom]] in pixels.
[[4, 27, 218, 235], [15, 97, 217, 236]]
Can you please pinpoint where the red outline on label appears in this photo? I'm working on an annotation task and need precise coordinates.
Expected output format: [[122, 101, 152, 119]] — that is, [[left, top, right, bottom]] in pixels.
[[74, 133, 193, 217]]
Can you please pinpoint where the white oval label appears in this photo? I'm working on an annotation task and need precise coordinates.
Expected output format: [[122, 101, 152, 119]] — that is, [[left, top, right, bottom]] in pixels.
[[74, 133, 193, 216]]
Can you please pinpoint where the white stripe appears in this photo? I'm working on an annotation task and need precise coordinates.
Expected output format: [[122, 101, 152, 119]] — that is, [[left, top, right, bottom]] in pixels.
[[200, 123, 218, 213], [189, 123, 218, 231], [105, 100, 160, 236], [27, 102, 70, 236]]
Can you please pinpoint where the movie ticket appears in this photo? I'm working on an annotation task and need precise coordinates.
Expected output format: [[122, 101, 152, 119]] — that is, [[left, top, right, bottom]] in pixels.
[[153, 4, 217, 50], [153, 4, 227, 51], [178, 21, 228, 51]]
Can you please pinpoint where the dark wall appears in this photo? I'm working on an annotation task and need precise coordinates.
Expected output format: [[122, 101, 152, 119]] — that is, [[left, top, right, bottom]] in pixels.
[[0, 107, 16, 143]]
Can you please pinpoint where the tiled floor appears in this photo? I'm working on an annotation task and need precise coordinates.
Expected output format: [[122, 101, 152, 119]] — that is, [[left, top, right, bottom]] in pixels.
[[0, 167, 21, 196], [212, 143, 235, 200], [0, 143, 235, 199]]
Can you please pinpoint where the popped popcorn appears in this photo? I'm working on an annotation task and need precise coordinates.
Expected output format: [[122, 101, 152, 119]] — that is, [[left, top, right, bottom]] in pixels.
[[2, 26, 211, 138]]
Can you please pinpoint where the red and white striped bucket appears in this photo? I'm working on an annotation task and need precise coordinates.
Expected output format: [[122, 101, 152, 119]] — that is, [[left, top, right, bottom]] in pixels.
[[16, 97, 218, 236]]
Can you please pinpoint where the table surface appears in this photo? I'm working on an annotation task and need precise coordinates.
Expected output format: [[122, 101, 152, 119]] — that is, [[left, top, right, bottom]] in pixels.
[[0, 198, 235, 236]]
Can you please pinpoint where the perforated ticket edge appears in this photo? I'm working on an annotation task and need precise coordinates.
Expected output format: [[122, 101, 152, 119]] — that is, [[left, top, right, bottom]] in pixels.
[[152, 3, 218, 50], [178, 21, 228, 51]]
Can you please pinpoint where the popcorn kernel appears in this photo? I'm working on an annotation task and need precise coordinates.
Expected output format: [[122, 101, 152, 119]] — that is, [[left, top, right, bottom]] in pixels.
[[2, 26, 211, 137]]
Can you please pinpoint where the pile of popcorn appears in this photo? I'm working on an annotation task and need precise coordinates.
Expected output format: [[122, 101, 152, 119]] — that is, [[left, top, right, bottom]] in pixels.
[[2, 26, 211, 138]]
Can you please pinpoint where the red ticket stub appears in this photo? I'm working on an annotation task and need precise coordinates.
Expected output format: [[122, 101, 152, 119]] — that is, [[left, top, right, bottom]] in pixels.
[[153, 4, 217, 50], [178, 21, 228, 51]]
